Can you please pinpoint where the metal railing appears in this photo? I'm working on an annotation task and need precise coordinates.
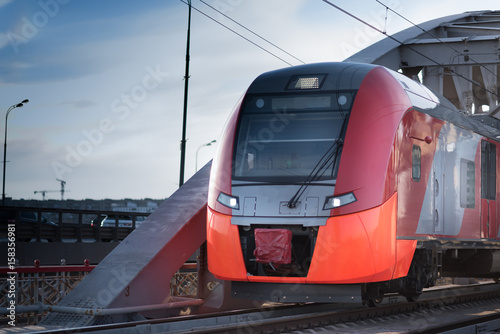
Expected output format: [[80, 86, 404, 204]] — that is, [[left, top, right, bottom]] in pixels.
[[0, 206, 150, 242], [0, 263, 198, 325], [171, 263, 198, 297], [0, 263, 94, 324], [0, 263, 94, 306]]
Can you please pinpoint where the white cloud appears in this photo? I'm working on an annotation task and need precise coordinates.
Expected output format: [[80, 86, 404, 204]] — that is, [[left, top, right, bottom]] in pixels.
[[0, 33, 9, 50], [0, 0, 12, 8]]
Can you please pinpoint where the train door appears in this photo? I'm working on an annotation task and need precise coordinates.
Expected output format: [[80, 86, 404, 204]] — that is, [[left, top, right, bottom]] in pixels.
[[481, 140, 497, 239], [433, 135, 445, 234]]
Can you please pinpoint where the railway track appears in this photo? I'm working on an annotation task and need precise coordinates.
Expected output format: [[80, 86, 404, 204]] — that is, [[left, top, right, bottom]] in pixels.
[[16, 281, 500, 334]]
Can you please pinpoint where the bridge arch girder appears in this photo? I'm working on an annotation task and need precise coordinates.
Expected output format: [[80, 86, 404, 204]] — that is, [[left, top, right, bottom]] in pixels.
[[346, 10, 500, 115]]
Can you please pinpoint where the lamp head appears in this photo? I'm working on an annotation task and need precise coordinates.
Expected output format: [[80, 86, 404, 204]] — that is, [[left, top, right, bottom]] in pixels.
[[21, 99, 29, 104]]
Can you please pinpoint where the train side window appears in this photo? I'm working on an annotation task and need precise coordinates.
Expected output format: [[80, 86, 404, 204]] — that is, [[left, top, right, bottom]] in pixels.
[[481, 141, 496, 200], [412, 145, 421, 182], [460, 159, 475, 209]]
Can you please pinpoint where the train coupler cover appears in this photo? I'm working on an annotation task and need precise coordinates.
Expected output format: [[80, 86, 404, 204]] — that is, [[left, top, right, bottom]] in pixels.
[[253, 228, 292, 264]]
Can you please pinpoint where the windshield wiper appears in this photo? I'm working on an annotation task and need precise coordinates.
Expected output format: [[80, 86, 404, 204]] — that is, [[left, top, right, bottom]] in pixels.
[[287, 108, 350, 209], [287, 139, 343, 208]]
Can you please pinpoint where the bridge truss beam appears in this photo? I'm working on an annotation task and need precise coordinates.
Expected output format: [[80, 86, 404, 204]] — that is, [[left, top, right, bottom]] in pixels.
[[346, 10, 500, 116]]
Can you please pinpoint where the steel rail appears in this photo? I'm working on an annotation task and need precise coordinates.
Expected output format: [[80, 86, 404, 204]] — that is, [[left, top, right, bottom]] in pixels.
[[16, 281, 500, 334], [1, 298, 204, 317]]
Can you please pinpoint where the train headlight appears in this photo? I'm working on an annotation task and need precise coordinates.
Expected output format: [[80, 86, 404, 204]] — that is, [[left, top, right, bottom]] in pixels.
[[287, 74, 326, 90], [217, 192, 240, 210], [323, 192, 357, 210]]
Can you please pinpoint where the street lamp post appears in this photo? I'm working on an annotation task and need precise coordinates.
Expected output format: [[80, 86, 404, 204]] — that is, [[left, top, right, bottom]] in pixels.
[[196, 140, 216, 172], [2, 99, 29, 206], [179, 0, 192, 187]]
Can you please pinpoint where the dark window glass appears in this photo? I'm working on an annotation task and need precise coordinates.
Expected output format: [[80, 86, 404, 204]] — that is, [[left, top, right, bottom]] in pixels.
[[412, 145, 421, 182], [233, 92, 355, 182], [481, 141, 496, 200], [460, 159, 475, 208]]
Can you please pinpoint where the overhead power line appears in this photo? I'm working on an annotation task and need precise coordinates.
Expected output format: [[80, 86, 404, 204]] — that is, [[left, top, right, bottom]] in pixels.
[[322, 0, 500, 101], [375, 0, 498, 80], [198, 0, 305, 65], [179, 0, 301, 66]]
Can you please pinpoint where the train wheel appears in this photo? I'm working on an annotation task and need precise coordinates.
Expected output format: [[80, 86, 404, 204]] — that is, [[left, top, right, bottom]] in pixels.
[[405, 294, 420, 303], [400, 249, 436, 302], [367, 295, 384, 307], [363, 283, 385, 307]]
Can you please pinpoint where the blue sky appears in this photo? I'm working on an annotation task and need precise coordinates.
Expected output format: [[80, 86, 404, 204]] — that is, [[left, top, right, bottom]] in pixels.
[[0, 0, 497, 200]]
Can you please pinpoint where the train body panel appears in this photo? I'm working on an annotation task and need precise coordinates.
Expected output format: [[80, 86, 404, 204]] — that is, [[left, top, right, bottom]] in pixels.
[[415, 122, 482, 237], [395, 109, 444, 237], [334, 66, 409, 216], [396, 110, 485, 239], [206, 208, 246, 280], [207, 97, 241, 216], [307, 192, 398, 284], [396, 111, 499, 241], [207, 62, 500, 304]]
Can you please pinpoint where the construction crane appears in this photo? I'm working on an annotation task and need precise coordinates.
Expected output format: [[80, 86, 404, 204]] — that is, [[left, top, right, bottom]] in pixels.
[[34, 180, 69, 201], [34, 190, 59, 201], [56, 179, 66, 200]]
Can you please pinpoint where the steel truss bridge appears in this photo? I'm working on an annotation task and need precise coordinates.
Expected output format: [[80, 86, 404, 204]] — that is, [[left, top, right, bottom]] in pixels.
[[347, 10, 500, 118]]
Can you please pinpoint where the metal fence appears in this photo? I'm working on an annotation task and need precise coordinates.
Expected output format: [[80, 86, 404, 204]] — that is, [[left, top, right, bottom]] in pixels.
[[0, 265, 94, 306], [0, 263, 198, 324], [171, 263, 198, 297], [0, 264, 94, 324]]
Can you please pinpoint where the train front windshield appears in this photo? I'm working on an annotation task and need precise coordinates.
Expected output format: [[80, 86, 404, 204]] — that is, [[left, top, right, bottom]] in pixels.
[[233, 92, 355, 182]]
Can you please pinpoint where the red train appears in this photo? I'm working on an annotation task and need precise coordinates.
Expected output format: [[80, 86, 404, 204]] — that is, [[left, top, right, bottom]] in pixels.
[[206, 62, 499, 305]]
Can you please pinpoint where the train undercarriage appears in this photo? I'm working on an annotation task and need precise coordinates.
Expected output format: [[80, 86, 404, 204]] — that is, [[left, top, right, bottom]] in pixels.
[[232, 232, 500, 306], [362, 244, 500, 306]]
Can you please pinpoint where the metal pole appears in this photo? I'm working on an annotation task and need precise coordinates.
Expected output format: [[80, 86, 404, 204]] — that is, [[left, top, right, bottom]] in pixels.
[[179, 0, 192, 187], [2, 100, 28, 206], [2, 109, 9, 206], [195, 140, 216, 172]]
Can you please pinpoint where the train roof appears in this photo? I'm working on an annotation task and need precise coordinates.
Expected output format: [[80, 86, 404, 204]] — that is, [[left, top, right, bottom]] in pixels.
[[389, 67, 500, 142], [246, 62, 377, 94], [248, 62, 500, 142], [422, 105, 500, 142]]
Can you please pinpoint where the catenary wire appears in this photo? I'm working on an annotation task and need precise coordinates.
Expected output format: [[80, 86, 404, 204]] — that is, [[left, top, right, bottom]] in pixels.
[[198, 0, 306, 65], [322, 0, 500, 101], [375, 0, 499, 80], [179, 0, 295, 66]]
